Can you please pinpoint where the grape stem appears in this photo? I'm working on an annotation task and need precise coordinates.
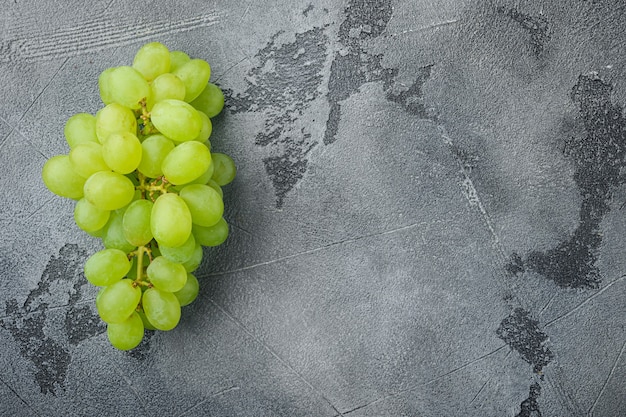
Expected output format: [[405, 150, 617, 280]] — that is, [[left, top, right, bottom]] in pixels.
[[136, 172, 171, 201], [131, 245, 153, 288], [138, 97, 157, 135]]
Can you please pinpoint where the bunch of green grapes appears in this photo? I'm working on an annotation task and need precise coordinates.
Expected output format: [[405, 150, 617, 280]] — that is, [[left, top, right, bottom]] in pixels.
[[41, 42, 236, 350]]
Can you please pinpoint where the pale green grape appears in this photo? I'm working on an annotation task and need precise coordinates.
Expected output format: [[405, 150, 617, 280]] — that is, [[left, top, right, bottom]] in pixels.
[[69, 142, 110, 178], [42, 155, 86, 200], [150, 99, 202, 142], [142, 288, 181, 331], [181, 244, 203, 272], [98, 67, 116, 105], [188, 163, 214, 185], [107, 311, 144, 350], [102, 131, 142, 174], [132, 42, 170, 82], [137, 309, 157, 330], [64, 113, 99, 148], [159, 233, 195, 263], [151, 193, 192, 247], [179, 184, 223, 227], [172, 59, 211, 102], [211, 153, 236, 186], [137, 134, 174, 178], [192, 111, 212, 142], [147, 73, 186, 109], [169, 51, 190, 72], [84, 171, 135, 211], [84, 248, 131, 287], [95, 103, 137, 143], [74, 198, 110, 233], [192, 218, 229, 247], [122, 199, 153, 246], [174, 273, 199, 306], [207, 179, 223, 198], [146, 256, 187, 292], [190, 83, 225, 118], [96, 279, 141, 323], [161, 141, 211, 185], [103, 210, 137, 253], [106, 66, 150, 109]]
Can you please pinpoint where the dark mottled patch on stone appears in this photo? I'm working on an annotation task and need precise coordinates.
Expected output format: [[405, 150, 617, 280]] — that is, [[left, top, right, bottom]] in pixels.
[[496, 308, 553, 373], [516, 383, 542, 417], [125, 330, 155, 361], [506, 252, 526, 275], [514, 74, 626, 289], [225, 28, 326, 207], [303, 4, 313, 17], [386, 64, 434, 118], [0, 244, 106, 394], [497, 6, 551, 57]]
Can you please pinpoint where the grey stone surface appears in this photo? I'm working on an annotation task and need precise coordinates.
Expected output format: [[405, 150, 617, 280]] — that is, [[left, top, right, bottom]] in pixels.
[[1, 0, 626, 416]]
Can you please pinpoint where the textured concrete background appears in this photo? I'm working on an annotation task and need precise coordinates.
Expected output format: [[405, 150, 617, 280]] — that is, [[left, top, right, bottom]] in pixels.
[[1, 0, 626, 415]]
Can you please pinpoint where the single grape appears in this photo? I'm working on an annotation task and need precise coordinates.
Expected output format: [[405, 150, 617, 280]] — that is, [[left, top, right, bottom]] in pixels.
[[192, 218, 229, 247], [83, 171, 135, 211], [190, 82, 225, 118], [96, 279, 141, 323], [137, 134, 174, 179], [84, 248, 131, 287], [181, 244, 203, 272], [161, 141, 211, 185], [146, 256, 187, 293], [159, 233, 196, 263], [173, 273, 199, 306], [207, 179, 223, 198], [137, 308, 157, 330], [106, 66, 150, 109], [172, 59, 211, 102], [107, 311, 144, 350], [98, 67, 117, 105], [103, 210, 137, 253], [211, 153, 236, 186], [74, 198, 110, 233], [132, 42, 170, 82], [150, 193, 192, 247], [179, 184, 223, 227], [188, 163, 214, 185], [150, 99, 202, 142], [69, 142, 110, 178], [102, 131, 142, 174], [95, 103, 137, 143], [42, 155, 86, 200], [169, 50, 190, 72], [122, 199, 153, 246], [147, 73, 186, 109], [192, 111, 212, 142], [64, 113, 99, 148], [142, 288, 181, 331]]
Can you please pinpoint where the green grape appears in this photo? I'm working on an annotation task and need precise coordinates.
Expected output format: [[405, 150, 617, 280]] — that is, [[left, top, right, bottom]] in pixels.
[[142, 288, 181, 331], [69, 142, 110, 178], [174, 273, 199, 306], [132, 42, 170, 82], [137, 134, 174, 178], [161, 141, 211, 185], [192, 218, 229, 247], [159, 233, 195, 263], [192, 111, 212, 142], [179, 184, 223, 227], [151, 193, 192, 247], [211, 153, 236, 186], [96, 279, 141, 323], [172, 59, 211, 102], [146, 256, 187, 292], [190, 82, 225, 118], [107, 311, 144, 350], [150, 99, 202, 142], [42, 155, 86, 200], [95, 103, 137, 143], [84, 171, 135, 211], [137, 308, 157, 330], [169, 51, 190, 72], [207, 179, 223, 198], [102, 131, 142, 174], [98, 67, 117, 105], [74, 198, 110, 233], [103, 210, 137, 253], [105, 66, 150, 109], [64, 113, 99, 148], [122, 199, 153, 246], [147, 73, 186, 109], [181, 244, 203, 272], [188, 163, 214, 185], [84, 248, 131, 287]]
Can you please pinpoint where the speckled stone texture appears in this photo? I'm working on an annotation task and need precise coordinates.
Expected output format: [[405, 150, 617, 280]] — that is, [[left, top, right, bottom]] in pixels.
[[1, 0, 626, 416]]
